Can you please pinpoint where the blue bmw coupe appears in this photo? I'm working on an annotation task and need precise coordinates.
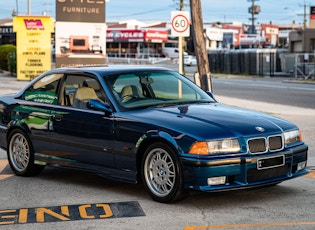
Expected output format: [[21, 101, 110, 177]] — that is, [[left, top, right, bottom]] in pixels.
[[0, 66, 308, 203]]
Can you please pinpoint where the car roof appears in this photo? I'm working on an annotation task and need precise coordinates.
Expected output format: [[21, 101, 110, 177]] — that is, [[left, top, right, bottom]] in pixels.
[[49, 65, 173, 77]]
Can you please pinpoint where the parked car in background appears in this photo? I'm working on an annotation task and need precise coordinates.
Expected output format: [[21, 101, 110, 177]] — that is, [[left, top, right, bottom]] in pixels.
[[184, 55, 197, 66], [0, 66, 308, 203]]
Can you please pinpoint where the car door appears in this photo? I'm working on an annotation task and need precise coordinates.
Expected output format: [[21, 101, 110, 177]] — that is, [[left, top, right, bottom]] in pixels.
[[50, 74, 116, 171], [19, 73, 64, 154]]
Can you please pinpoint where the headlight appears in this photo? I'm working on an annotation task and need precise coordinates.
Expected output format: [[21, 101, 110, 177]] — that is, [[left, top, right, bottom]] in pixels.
[[284, 130, 301, 144], [188, 138, 241, 155]]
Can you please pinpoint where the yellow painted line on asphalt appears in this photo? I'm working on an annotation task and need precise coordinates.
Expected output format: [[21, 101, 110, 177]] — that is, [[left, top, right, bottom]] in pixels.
[[304, 170, 315, 179], [184, 222, 315, 229], [0, 174, 13, 180], [0, 159, 14, 181], [0, 159, 8, 172]]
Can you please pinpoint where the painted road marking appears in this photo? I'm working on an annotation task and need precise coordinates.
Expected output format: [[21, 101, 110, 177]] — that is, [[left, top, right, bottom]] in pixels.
[[0, 201, 145, 225], [0, 159, 14, 180], [184, 222, 315, 229], [304, 170, 315, 179]]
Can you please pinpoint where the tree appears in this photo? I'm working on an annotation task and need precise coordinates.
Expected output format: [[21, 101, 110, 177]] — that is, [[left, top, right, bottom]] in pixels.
[[189, 0, 212, 92]]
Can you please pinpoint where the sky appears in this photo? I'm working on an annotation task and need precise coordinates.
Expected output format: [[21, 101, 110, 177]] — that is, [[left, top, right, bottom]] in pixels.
[[0, 0, 311, 25]]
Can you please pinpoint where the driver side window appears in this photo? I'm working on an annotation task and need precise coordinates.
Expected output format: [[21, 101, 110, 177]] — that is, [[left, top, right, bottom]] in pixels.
[[63, 75, 105, 110]]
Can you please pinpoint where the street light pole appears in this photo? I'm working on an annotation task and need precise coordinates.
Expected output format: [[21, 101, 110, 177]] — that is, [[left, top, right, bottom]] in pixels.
[[28, 0, 31, 15], [15, 0, 19, 15]]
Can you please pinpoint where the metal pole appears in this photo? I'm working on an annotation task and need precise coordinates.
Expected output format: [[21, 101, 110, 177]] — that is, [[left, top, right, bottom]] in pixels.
[[16, 0, 19, 15], [251, 0, 255, 33], [178, 0, 184, 74], [304, 3, 306, 29], [28, 0, 31, 15], [178, 36, 183, 74]]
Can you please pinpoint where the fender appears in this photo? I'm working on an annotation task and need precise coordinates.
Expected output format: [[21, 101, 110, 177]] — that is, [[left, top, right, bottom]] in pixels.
[[7, 120, 32, 139], [135, 129, 181, 154]]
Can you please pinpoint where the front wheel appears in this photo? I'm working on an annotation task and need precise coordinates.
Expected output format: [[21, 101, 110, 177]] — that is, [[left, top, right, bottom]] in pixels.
[[141, 142, 188, 203], [7, 129, 45, 176]]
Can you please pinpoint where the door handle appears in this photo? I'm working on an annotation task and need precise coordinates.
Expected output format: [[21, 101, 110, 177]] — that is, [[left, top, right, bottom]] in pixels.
[[53, 114, 63, 121]]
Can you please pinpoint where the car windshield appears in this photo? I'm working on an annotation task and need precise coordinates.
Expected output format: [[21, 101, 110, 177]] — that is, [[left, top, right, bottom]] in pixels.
[[104, 70, 214, 110]]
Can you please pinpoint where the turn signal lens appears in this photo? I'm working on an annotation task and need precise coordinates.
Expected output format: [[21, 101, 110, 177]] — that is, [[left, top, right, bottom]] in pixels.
[[188, 138, 241, 155], [188, 142, 209, 155]]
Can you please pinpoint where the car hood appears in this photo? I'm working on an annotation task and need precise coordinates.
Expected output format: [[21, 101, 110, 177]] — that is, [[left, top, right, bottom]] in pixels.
[[121, 103, 297, 140]]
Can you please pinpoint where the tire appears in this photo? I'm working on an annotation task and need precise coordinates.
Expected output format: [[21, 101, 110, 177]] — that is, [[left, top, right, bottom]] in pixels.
[[7, 129, 45, 176], [141, 142, 188, 203]]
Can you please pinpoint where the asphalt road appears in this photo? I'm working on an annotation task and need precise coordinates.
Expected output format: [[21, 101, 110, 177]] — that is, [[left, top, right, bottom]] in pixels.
[[157, 61, 315, 109], [212, 77, 315, 109], [0, 66, 314, 230]]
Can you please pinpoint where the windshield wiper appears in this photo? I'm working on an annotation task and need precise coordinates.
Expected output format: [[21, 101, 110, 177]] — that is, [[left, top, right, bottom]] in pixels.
[[146, 100, 213, 109]]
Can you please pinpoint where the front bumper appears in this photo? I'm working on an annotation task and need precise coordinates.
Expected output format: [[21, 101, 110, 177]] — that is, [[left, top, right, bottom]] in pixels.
[[181, 143, 308, 191]]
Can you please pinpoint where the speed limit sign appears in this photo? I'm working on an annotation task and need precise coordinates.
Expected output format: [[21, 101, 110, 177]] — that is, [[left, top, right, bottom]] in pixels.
[[171, 11, 190, 37]]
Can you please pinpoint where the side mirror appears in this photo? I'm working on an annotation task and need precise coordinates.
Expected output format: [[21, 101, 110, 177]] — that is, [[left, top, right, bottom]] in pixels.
[[87, 99, 112, 115], [206, 91, 216, 101]]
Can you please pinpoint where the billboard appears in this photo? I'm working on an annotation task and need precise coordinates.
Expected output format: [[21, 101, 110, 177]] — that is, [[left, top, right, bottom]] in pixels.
[[55, 0, 106, 68], [13, 16, 54, 80]]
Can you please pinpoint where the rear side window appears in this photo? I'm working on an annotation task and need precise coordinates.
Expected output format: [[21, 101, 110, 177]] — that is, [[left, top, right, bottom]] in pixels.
[[23, 74, 63, 104]]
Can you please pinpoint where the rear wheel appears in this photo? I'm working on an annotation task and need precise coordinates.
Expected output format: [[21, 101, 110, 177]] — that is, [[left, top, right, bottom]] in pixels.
[[7, 129, 45, 176], [141, 142, 188, 203]]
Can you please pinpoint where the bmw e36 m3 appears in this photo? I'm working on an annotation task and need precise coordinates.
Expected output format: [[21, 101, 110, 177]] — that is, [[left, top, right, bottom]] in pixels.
[[0, 66, 308, 203]]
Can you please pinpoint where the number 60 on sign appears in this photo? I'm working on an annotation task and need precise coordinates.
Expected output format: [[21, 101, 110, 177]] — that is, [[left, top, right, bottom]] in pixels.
[[171, 11, 190, 37]]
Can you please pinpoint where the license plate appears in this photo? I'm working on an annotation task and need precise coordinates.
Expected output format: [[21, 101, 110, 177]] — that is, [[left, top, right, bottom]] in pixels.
[[257, 155, 285, 170]]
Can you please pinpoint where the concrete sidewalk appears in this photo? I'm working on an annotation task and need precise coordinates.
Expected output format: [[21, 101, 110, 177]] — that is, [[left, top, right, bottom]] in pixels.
[[216, 95, 315, 116], [0, 70, 29, 95]]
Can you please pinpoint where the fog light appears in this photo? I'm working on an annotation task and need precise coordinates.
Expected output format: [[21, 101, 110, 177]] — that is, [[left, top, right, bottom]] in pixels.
[[207, 176, 226, 185], [297, 161, 306, 171]]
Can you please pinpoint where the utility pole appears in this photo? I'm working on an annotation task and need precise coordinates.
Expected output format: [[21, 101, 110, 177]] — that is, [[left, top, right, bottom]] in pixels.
[[16, 0, 19, 15], [189, 0, 212, 92], [251, 0, 255, 33], [298, 2, 311, 30], [248, 0, 260, 34]]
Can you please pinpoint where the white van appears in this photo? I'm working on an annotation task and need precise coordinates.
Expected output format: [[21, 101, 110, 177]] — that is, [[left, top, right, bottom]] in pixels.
[[162, 42, 187, 58]]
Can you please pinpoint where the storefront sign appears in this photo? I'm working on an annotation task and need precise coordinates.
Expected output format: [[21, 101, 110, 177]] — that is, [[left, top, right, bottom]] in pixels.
[[0, 26, 14, 34], [13, 16, 54, 80], [107, 30, 144, 42], [310, 6, 315, 28], [55, 0, 106, 68], [106, 29, 168, 43], [206, 28, 223, 41], [266, 27, 279, 35], [56, 0, 105, 23], [145, 30, 168, 42], [311, 6, 315, 20]]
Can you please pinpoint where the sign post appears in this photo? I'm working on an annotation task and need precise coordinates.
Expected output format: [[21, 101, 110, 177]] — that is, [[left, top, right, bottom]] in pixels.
[[171, 11, 190, 74]]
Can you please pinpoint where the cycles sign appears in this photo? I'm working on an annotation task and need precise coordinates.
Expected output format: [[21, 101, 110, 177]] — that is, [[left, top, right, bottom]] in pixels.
[[171, 11, 190, 37]]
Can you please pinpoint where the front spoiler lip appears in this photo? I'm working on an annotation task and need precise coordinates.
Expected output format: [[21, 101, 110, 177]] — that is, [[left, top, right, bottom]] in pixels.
[[196, 168, 309, 192], [181, 143, 308, 167]]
